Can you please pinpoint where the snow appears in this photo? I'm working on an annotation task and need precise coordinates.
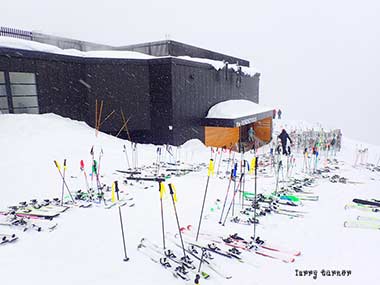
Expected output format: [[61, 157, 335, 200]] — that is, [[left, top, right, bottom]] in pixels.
[[0, 36, 156, 59], [206, 99, 274, 119], [1, 113, 380, 285], [0, 37, 258, 76], [177, 56, 259, 77]]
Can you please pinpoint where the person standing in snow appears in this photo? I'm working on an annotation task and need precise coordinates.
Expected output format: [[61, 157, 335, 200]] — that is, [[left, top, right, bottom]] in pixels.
[[277, 109, 282, 119], [248, 126, 255, 142], [330, 135, 337, 156], [278, 129, 292, 155], [273, 109, 277, 119]]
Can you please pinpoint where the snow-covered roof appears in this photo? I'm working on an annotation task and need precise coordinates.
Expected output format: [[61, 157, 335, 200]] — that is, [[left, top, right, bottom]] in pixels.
[[0, 36, 155, 59], [0, 37, 259, 76], [177, 56, 259, 77], [206, 99, 273, 119]]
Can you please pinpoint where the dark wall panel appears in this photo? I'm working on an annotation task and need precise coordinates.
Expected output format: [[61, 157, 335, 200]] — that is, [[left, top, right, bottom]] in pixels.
[[35, 60, 86, 121], [149, 60, 173, 144], [171, 60, 260, 145], [85, 60, 150, 140]]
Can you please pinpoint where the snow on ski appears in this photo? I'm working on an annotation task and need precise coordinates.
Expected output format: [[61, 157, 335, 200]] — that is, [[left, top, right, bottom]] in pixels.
[[344, 220, 380, 230]]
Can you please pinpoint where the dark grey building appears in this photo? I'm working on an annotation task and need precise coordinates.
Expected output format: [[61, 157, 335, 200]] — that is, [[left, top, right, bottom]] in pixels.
[[0, 28, 262, 146]]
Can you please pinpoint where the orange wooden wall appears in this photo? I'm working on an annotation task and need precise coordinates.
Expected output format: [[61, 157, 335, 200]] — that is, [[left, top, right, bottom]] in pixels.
[[205, 126, 239, 148], [253, 117, 272, 143]]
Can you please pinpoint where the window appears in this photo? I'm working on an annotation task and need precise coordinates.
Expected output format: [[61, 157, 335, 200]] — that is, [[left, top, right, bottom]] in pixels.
[[0, 72, 39, 114], [0, 71, 39, 114], [0, 71, 8, 113]]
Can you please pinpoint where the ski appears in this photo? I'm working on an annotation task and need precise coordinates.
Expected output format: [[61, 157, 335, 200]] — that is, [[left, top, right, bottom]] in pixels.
[[140, 238, 211, 279], [344, 220, 380, 230], [251, 236, 301, 256], [0, 233, 18, 244], [230, 216, 259, 225], [353, 198, 380, 208], [116, 170, 142, 175], [137, 241, 191, 281], [357, 216, 380, 222], [104, 199, 135, 209], [167, 234, 233, 279], [222, 235, 296, 263], [141, 238, 197, 270], [344, 204, 380, 213], [178, 228, 261, 268], [273, 209, 304, 218]]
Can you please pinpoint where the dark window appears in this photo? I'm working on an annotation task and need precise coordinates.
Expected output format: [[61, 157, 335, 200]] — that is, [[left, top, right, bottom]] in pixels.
[[9, 72, 39, 114], [0, 71, 8, 113]]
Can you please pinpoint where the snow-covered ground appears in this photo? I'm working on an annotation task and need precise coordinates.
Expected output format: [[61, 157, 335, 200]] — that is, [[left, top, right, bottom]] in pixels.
[[1, 113, 380, 285]]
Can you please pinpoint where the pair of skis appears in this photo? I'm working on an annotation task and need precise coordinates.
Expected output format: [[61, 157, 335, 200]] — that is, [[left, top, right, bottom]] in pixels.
[[137, 237, 212, 282], [179, 226, 299, 264]]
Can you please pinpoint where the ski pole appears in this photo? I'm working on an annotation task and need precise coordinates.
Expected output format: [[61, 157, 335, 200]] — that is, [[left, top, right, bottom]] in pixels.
[[195, 248, 207, 285], [241, 160, 249, 209], [123, 145, 130, 170], [195, 159, 214, 242], [54, 160, 75, 204], [222, 173, 244, 226], [168, 183, 186, 257], [232, 162, 238, 217], [252, 157, 258, 240], [238, 152, 244, 210], [114, 181, 129, 262], [90, 146, 95, 190], [98, 148, 104, 180], [225, 148, 232, 175], [216, 147, 224, 176], [156, 147, 162, 176], [159, 181, 166, 249], [80, 160, 90, 194], [274, 160, 282, 196], [60, 159, 67, 206], [218, 169, 234, 224]]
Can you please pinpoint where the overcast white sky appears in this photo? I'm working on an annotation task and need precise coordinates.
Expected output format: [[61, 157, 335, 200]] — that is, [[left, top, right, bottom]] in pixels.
[[2, 0, 380, 144]]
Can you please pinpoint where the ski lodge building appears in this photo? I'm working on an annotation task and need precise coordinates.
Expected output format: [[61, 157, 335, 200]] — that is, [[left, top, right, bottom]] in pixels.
[[0, 27, 273, 150]]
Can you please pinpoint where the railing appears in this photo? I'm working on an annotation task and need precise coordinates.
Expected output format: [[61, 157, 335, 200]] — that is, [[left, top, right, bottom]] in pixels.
[[0, 27, 32, 40]]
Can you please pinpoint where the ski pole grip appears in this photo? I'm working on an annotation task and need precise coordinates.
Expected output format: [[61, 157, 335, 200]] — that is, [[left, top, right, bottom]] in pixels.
[[114, 181, 119, 193], [168, 183, 174, 195], [54, 160, 61, 171]]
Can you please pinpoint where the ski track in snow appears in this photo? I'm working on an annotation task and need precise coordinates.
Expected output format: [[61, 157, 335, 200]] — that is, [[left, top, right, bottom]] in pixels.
[[1, 113, 380, 285]]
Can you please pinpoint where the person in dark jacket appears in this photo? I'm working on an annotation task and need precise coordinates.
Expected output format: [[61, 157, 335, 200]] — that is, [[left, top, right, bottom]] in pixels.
[[277, 109, 282, 119], [278, 129, 292, 155]]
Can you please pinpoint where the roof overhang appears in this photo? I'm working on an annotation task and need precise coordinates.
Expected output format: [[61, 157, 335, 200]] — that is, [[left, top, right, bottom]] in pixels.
[[202, 109, 273, 128]]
